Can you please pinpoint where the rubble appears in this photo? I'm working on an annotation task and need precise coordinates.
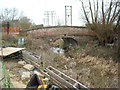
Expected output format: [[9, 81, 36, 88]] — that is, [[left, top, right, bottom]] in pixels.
[[10, 79, 26, 88], [33, 70, 44, 78], [23, 64, 34, 71], [18, 61, 26, 66], [18, 69, 27, 76], [21, 71, 31, 80], [68, 61, 76, 69]]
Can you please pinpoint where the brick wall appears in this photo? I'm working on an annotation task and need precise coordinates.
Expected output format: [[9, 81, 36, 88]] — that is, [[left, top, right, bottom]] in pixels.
[[2, 27, 20, 36], [25, 26, 96, 38]]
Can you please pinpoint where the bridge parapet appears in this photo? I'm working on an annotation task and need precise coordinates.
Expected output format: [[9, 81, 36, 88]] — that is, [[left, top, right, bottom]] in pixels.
[[25, 26, 96, 38]]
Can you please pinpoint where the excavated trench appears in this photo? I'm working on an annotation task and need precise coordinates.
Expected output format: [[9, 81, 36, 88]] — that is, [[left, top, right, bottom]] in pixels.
[[2, 36, 119, 88], [25, 36, 118, 88]]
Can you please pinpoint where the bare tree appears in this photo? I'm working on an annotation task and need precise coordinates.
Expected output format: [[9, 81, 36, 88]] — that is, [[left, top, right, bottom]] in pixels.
[[80, 0, 120, 45], [0, 8, 34, 30], [0, 8, 23, 22], [116, 15, 120, 56]]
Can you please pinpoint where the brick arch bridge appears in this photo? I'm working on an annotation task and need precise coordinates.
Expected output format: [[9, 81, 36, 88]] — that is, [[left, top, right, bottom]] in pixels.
[[20, 26, 96, 38]]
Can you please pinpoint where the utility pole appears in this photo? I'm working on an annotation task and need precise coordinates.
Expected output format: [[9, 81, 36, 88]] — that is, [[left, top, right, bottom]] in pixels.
[[6, 22, 9, 35], [44, 11, 56, 26], [44, 11, 50, 26], [65, 6, 72, 26], [65, 6, 67, 25], [51, 11, 56, 26]]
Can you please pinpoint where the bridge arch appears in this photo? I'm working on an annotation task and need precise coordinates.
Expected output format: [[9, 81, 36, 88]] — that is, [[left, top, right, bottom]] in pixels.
[[60, 36, 78, 50]]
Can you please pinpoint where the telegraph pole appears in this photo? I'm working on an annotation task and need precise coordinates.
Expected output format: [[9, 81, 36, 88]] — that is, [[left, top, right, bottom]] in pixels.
[[65, 6, 72, 26], [44, 11, 56, 26], [6, 22, 9, 35], [71, 6, 72, 26], [65, 6, 67, 25], [46, 11, 49, 26], [51, 11, 56, 26], [44, 11, 50, 26]]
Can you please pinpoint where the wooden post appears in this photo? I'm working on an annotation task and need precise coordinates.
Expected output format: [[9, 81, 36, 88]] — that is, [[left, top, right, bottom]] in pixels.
[[0, 21, 4, 88], [6, 22, 9, 35]]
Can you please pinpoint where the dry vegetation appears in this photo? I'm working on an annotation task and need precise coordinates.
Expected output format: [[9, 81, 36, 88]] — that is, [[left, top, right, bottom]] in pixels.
[[25, 36, 118, 88]]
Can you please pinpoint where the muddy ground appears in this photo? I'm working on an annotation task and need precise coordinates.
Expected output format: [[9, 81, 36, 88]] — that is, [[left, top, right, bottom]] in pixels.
[[3, 36, 118, 88]]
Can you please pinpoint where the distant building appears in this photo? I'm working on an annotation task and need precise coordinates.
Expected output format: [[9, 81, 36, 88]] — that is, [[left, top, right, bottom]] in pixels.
[[2, 21, 20, 36]]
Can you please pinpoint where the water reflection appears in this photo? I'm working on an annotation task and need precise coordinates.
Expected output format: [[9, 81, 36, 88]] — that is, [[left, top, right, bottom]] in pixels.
[[50, 47, 64, 54]]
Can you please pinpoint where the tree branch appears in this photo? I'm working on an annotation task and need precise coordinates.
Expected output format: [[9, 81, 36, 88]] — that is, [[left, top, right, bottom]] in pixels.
[[114, 13, 120, 32], [109, 1, 119, 24], [95, 0, 98, 23], [107, 0, 113, 24], [102, 0, 105, 24], [80, 0, 90, 24], [89, 0, 94, 23], [110, 9, 120, 23]]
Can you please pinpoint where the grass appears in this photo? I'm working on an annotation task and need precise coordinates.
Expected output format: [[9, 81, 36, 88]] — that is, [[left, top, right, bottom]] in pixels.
[[2, 35, 26, 48], [90, 45, 118, 61], [67, 40, 118, 87], [2, 64, 14, 88], [59, 39, 64, 48], [67, 38, 118, 62], [74, 42, 87, 51]]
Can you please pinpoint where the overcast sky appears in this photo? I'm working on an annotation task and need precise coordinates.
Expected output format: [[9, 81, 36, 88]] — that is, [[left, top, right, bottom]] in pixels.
[[0, 0, 86, 26]]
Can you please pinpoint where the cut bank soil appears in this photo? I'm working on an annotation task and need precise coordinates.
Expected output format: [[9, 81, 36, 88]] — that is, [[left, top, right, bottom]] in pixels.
[[3, 36, 118, 88]]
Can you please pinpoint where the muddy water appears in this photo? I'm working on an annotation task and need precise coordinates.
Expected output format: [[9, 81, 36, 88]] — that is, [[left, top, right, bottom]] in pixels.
[[50, 47, 64, 54]]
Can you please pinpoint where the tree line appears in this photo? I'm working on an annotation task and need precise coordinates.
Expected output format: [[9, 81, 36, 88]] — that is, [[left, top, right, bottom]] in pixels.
[[80, 0, 120, 56], [0, 8, 35, 30]]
